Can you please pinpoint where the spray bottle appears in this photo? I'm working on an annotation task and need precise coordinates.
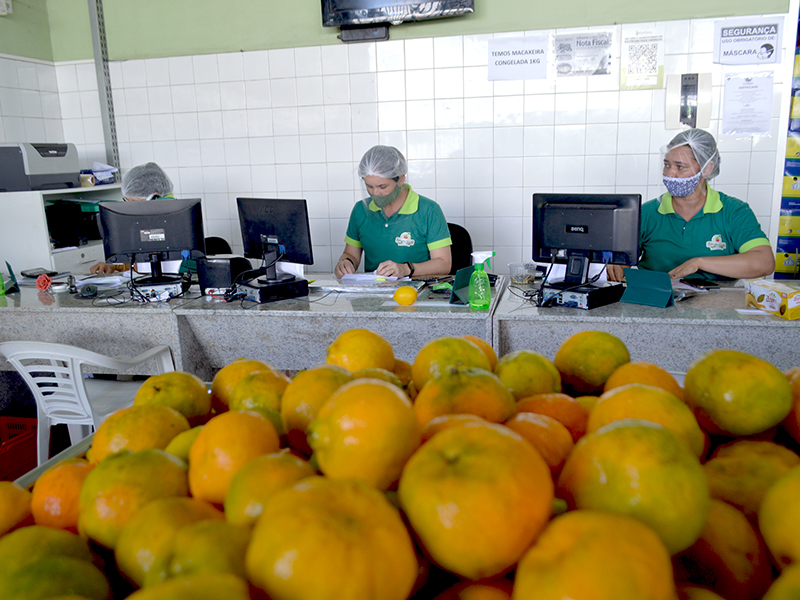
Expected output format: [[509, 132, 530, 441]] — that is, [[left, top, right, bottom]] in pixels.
[[469, 251, 494, 310]]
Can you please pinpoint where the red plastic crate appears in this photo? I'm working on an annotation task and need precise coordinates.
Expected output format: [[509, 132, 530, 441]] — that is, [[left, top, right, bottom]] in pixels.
[[0, 417, 37, 481]]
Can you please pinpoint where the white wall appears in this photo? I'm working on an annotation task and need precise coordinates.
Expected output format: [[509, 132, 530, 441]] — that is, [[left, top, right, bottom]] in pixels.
[[1, 12, 795, 274]]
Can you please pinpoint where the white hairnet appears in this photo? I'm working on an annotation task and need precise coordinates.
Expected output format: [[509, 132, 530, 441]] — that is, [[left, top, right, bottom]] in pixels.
[[666, 129, 721, 179], [358, 146, 407, 180], [122, 162, 173, 199]]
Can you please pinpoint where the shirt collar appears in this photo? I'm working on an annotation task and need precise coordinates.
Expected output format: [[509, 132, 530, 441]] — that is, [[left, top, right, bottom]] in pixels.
[[658, 184, 722, 215], [368, 184, 419, 214]]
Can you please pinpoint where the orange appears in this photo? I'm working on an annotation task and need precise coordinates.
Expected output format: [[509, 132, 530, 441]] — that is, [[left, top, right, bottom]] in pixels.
[[493, 350, 561, 400], [163, 426, 204, 464], [515, 392, 589, 442], [115, 496, 224, 587], [412, 336, 492, 391], [673, 499, 772, 600], [763, 565, 800, 600], [704, 439, 799, 521], [759, 464, 800, 569], [227, 369, 290, 434], [393, 359, 414, 387], [167, 521, 250, 581], [0, 525, 94, 581], [421, 414, 490, 443], [604, 360, 684, 400], [210, 358, 276, 413], [31, 458, 94, 531], [554, 330, 631, 395], [463, 335, 498, 370], [351, 367, 405, 389], [557, 419, 710, 554], [325, 328, 395, 372], [308, 379, 420, 490], [3, 556, 110, 600], [394, 285, 418, 305], [513, 509, 676, 600], [134, 371, 212, 427], [280, 364, 353, 455], [677, 587, 727, 600], [588, 383, 704, 457], [413, 366, 516, 428], [574, 394, 599, 412], [123, 573, 250, 600], [0, 481, 32, 537], [503, 412, 574, 477], [246, 476, 417, 600], [783, 366, 800, 443], [89, 404, 190, 464], [398, 422, 553, 579], [188, 410, 280, 505], [684, 349, 793, 436], [224, 450, 316, 526], [78, 449, 189, 550], [432, 578, 513, 600]]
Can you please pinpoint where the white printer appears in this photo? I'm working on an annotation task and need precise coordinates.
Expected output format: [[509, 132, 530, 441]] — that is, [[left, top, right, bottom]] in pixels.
[[0, 143, 80, 192]]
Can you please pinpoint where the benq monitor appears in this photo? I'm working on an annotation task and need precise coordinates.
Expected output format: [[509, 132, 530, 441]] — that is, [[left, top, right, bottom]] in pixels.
[[532, 193, 641, 285], [237, 198, 314, 284]]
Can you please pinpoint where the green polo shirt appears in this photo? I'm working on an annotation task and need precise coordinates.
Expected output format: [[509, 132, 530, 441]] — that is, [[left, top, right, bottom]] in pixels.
[[344, 185, 452, 272], [639, 185, 770, 279]]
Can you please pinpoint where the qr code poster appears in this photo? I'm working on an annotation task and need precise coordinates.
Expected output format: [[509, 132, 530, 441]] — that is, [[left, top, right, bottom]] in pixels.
[[552, 31, 614, 78], [620, 26, 664, 90]]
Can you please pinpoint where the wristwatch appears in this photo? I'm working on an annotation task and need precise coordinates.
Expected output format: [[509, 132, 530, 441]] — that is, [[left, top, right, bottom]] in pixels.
[[406, 262, 415, 277]]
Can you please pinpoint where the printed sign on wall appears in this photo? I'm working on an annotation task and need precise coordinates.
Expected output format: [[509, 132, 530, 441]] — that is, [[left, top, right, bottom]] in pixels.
[[714, 17, 783, 65], [620, 26, 664, 90], [487, 36, 548, 81]]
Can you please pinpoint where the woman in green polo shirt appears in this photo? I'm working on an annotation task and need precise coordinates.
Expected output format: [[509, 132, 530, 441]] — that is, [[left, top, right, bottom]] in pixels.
[[608, 129, 774, 282], [334, 146, 452, 279]]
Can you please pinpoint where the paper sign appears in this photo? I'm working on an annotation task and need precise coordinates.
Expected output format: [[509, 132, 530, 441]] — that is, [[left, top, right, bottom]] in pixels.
[[721, 71, 773, 137], [714, 17, 783, 65], [553, 31, 614, 77], [620, 26, 664, 90], [487, 36, 548, 81]]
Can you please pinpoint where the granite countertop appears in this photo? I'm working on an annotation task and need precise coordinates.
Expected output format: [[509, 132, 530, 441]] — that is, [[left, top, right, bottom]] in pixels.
[[0, 285, 202, 312]]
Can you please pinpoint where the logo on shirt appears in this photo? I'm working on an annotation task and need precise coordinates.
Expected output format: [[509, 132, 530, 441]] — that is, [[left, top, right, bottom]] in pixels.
[[706, 234, 727, 251], [395, 232, 416, 247]]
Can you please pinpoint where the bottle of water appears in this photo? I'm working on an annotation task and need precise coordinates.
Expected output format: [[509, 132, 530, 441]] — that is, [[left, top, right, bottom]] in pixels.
[[469, 261, 491, 310]]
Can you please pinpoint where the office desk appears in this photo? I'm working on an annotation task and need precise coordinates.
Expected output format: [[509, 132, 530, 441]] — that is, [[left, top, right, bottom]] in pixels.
[[493, 285, 797, 372]]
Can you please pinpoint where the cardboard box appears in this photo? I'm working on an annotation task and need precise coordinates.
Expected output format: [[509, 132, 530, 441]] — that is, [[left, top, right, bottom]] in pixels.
[[744, 279, 800, 320]]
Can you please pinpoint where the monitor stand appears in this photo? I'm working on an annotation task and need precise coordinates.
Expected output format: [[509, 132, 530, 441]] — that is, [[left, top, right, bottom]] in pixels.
[[132, 254, 183, 300], [541, 255, 624, 309], [243, 246, 308, 303]]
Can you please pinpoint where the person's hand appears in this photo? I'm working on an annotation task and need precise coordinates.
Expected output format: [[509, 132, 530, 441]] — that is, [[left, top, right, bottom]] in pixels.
[[90, 262, 116, 274], [375, 260, 408, 278], [669, 258, 701, 280], [606, 265, 626, 282], [335, 257, 356, 278]]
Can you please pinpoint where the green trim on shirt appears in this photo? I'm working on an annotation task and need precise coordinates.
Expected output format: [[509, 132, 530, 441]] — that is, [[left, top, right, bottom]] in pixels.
[[657, 185, 723, 215]]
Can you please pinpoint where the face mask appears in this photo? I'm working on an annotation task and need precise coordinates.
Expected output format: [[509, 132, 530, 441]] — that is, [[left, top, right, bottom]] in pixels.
[[369, 183, 402, 208], [663, 169, 703, 198]]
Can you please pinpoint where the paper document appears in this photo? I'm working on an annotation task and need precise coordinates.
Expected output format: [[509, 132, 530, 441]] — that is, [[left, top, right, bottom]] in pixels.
[[341, 273, 406, 283]]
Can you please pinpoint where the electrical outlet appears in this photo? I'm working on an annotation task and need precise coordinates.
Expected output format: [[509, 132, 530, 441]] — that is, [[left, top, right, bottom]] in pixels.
[[0, 1, 12, 16]]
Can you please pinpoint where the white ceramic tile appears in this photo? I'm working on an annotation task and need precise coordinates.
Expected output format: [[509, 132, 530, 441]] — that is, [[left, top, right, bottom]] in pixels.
[[435, 188, 464, 219], [150, 114, 175, 141], [405, 38, 434, 70], [493, 189, 524, 218], [376, 71, 405, 102], [524, 94, 555, 126], [524, 156, 555, 189], [434, 36, 463, 68], [584, 123, 618, 155], [463, 97, 492, 128], [648, 121, 671, 153], [177, 167, 203, 194], [192, 54, 219, 84], [614, 152, 649, 186], [295, 46, 323, 77], [298, 105, 326, 135], [242, 50, 270, 80], [21, 118, 43, 142], [269, 48, 296, 79], [664, 54, 689, 76], [405, 69, 434, 101], [584, 155, 618, 186], [717, 132, 752, 154], [167, 56, 193, 85], [108, 61, 122, 89], [525, 77, 556, 96], [75, 63, 97, 91], [408, 158, 435, 188], [274, 135, 301, 164], [464, 128, 493, 159], [616, 122, 650, 154], [493, 217, 523, 246], [554, 75, 587, 94], [493, 158, 523, 187], [464, 216, 494, 246], [553, 124, 586, 156], [752, 118, 781, 153], [220, 81, 246, 110], [41, 93, 61, 119], [123, 87, 149, 115], [350, 73, 378, 103], [251, 164, 278, 192], [494, 95, 523, 126], [554, 92, 587, 125], [296, 76, 324, 106], [406, 100, 435, 131], [147, 86, 172, 114], [217, 52, 245, 82], [171, 85, 198, 113], [177, 141, 202, 167], [273, 107, 299, 135], [463, 66, 493, 98], [82, 117, 104, 144], [224, 138, 251, 165], [1, 87, 24, 118], [663, 20, 690, 55], [464, 34, 491, 67], [125, 115, 150, 142], [688, 18, 715, 54], [436, 129, 464, 159], [748, 151, 776, 185], [328, 167, 356, 192], [203, 167, 229, 193], [0, 58, 21, 89], [270, 78, 298, 107], [323, 74, 351, 104], [111, 87, 126, 116], [244, 79, 271, 109], [377, 40, 405, 72], [300, 134, 327, 163], [302, 163, 328, 191], [378, 101, 406, 131], [276, 164, 303, 192], [198, 111, 224, 139], [494, 127, 523, 158], [62, 119, 85, 145], [617, 89, 652, 122], [36, 64, 57, 93], [322, 44, 349, 75], [436, 99, 464, 129], [222, 110, 248, 138], [553, 156, 585, 186], [13, 60, 36, 90], [55, 64, 77, 93], [523, 125, 555, 157], [464, 187, 493, 218], [173, 113, 199, 140], [325, 104, 352, 134], [434, 67, 464, 99], [19, 90, 42, 118], [152, 141, 178, 167], [494, 79, 524, 97], [464, 158, 493, 188], [325, 134, 353, 163], [200, 139, 226, 166], [746, 184, 774, 217], [348, 43, 377, 74], [585, 91, 618, 124], [43, 118, 64, 143], [249, 137, 275, 165], [407, 130, 436, 160]]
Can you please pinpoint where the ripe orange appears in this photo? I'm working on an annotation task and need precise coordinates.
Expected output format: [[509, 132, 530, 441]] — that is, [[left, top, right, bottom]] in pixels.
[[462, 335, 498, 370], [0, 481, 32, 537], [783, 366, 800, 443], [413, 366, 516, 428], [554, 330, 631, 395], [604, 360, 684, 400], [514, 510, 676, 600], [210, 358, 276, 413], [134, 371, 212, 426], [412, 336, 491, 391], [351, 367, 405, 389], [398, 422, 553, 579], [420, 413, 489, 443], [308, 379, 420, 490], [493, 350, 561, 400], [31, 458, 94, 531], [392, 358, 413, 387], [515, 392, 589, 442], [503, 412, 574, 477], [557, 419, 710, 554], [325, 328, 395, 372], [163, 426, 204, 463], [394, 285, 418, 305], [167, 520, 250, 581], [759, 464, 800, 569], [674, 499, 772, 600], [762, 564, 800, 600], [280, 364, 353, 455], [124, 573, 250, 600], [684, 349, 793, 436], [678, 586, 727, 600], [3, 556, 110, 600], [0, 525, 94, 581], [432, 577, 513, 600], [188, 410, 281, 505], [227, 369, 290, 434], [588, 383, 704, 457], [246, 476, 417, 600]]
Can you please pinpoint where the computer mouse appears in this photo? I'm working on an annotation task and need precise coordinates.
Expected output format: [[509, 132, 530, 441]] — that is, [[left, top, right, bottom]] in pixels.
[[80, 284, 98, 298]]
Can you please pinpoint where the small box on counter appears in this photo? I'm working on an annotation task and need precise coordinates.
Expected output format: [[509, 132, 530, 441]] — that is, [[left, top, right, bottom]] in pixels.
[[744, 278, 800, 320]]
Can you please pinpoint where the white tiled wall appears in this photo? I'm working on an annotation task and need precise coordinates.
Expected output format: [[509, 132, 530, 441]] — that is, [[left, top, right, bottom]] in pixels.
[[0, 13, 793, 274]]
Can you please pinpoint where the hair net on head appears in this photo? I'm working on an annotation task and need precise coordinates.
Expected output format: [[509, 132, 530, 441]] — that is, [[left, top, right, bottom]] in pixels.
[[666, 129, 721, 179], [122, 162, 173, 199], [357, 146, 408, 180]]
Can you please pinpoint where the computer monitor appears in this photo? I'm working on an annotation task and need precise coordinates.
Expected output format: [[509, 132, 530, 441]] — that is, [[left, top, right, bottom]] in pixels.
[[532, 193, 641, 285], [236, 198, 314, 284], [99, 198, 205, 285]]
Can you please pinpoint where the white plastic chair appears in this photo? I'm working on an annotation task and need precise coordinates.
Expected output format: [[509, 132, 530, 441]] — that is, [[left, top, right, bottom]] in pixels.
[[0, 341, 175, 465]]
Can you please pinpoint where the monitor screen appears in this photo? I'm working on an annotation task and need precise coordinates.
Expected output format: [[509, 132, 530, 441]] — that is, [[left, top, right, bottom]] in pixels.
[[532, 193, 641, 283], [321, 0, 473, 27]]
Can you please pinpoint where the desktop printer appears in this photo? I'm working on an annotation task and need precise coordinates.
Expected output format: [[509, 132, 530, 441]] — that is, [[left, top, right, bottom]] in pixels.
[[0, 143, 80, 192]]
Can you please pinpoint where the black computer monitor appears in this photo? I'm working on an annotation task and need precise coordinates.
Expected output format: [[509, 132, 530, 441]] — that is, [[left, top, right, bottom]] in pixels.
[[532, 193, 641, 285], [236, 198, 314, 284], [99, 198, 205, 285]]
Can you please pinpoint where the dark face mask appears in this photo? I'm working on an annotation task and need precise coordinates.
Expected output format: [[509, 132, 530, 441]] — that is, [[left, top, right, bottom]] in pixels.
[[369, 182, 402, 208]]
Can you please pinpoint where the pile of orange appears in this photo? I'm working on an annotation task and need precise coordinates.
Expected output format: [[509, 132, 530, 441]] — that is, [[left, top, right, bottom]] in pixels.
[[3, 328, 800, 600]]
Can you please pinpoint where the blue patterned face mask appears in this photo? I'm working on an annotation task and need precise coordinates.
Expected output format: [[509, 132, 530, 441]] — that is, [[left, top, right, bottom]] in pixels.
[[663, 169, 703, 198]]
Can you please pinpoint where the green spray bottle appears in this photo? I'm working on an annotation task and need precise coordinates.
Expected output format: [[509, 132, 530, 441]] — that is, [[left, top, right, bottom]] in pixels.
[[468, 251, 494, 310]]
